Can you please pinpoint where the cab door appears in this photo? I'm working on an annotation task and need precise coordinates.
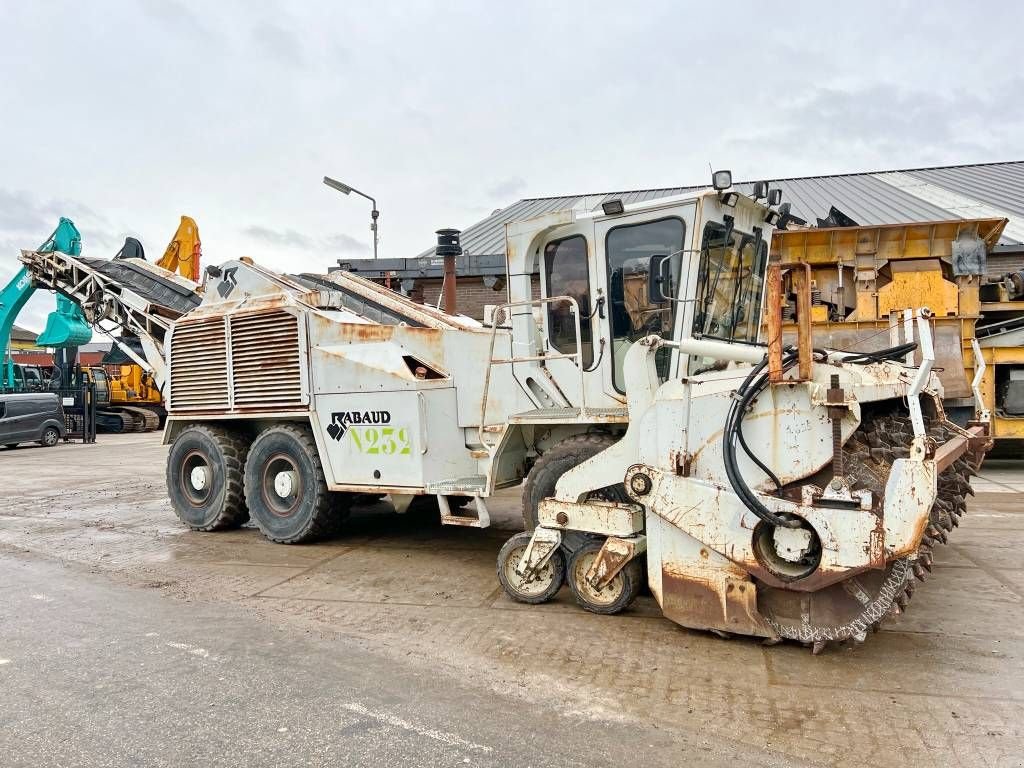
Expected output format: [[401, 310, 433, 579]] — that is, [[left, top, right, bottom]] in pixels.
[[536, 222, 600, 408], [593, 204, 696, 399]]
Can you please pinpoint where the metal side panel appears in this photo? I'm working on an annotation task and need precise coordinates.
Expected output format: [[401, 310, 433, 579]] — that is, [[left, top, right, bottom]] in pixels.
[[313, 388, 476, 491]]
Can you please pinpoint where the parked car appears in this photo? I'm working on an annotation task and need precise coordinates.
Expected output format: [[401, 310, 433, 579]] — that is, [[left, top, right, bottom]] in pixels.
[[0, 392, 65, 448]]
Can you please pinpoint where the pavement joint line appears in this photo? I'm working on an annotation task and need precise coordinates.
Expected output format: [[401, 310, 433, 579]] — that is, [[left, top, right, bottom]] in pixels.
[[761, 677, 1023, 703], [478, 583, 507, 608], [249, 546, 360, 598], [974, 475, 1024, 493], [947, 543, 1024, 601], [250, 592, 692, 622], [251, 591, 1021, 641]]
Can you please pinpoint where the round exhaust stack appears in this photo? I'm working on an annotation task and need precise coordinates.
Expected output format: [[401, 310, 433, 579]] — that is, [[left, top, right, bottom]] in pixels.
[[435, 229, 462, 314]]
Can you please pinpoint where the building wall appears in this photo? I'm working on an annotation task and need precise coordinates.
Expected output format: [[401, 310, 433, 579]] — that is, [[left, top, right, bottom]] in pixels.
[[402, 275, 541, 322], [10, 350, 108, 367]]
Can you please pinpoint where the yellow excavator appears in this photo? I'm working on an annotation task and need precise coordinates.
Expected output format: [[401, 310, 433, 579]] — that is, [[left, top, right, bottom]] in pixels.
[[102, 216, 202, 428]]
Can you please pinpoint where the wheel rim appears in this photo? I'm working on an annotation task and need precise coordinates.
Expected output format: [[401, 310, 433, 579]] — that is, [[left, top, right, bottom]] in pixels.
[[503, 544, 557, 599], [262, 453, 303, 518], [180, 450, 213, 506], [44, 429, 58, 446], [571, 550, 624, 607]]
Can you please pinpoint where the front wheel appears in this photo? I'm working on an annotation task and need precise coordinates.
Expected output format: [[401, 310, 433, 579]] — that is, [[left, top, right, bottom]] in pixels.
[[244, 424, 337, 544], [496, 532, 565, 604]]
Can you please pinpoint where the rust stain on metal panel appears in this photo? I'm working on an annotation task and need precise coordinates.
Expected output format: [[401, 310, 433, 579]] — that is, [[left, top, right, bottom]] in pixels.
[[660, 565, 775, 638]]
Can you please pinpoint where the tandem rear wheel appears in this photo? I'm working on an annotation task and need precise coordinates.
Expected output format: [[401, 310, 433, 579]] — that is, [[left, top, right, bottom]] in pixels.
[[166, 424, 250, 531], [243, 423, 348, 544]]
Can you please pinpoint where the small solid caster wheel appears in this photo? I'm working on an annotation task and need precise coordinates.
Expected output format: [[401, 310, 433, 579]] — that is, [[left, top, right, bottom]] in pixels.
[[567, 539, 642, 615], [496, 531, 565, 604]]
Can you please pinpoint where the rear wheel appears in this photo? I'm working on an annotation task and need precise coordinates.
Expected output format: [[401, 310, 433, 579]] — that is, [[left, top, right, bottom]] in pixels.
[[521, 433, 626, 530], [244, 423, 337, 544], [166, 424, 250, 531], [39, 427, 60, 447], [567, 539, 643, 615]]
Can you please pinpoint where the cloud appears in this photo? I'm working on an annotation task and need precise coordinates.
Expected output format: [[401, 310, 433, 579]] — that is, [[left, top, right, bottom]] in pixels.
[[486, 177, 527, 200], [242, 226, 370, 256], [727, 82, 1023, 172], [250, 21, 304, 67], [241, 226, 314, 249], [138, 0, 213, 41], [323, 233, 368, 254], [0, 189, 107, 234]]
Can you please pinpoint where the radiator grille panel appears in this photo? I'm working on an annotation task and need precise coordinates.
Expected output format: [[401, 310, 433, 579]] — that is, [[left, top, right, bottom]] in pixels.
[[169, 319, 229, 410], [229, 311, 304, 408], [168, 310, 305, 412]]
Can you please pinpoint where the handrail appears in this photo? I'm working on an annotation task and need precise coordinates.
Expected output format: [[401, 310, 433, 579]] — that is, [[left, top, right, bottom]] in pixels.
[[478, 295, 587, 446], [903, 308, 935, 439], [970, 338, 990, 421]]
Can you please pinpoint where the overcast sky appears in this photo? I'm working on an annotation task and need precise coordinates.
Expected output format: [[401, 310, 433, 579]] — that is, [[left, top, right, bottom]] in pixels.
[[2, 0, 1021, 332]]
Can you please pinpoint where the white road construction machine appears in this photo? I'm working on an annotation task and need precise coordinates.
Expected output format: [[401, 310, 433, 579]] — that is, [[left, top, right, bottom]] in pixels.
[[20, 173, 990, 650]]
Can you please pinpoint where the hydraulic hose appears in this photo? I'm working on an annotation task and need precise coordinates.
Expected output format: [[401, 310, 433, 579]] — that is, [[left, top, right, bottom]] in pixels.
[[722, 352, 802, 529], [840, 341, 918, 365]]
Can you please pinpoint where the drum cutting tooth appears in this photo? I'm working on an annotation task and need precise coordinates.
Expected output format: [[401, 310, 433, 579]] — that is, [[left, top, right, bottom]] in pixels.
[[920, 555, 933, 572], [896, 593, 910, 609], [811, 640, 827, 655], [913, 563, 928, 581]]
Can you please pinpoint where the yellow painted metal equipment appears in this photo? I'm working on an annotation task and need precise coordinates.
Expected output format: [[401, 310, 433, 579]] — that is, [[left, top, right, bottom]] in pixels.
[[771, 217, 1024, 439], [156, 215, 202, 283], [109, 215, 204, 428]]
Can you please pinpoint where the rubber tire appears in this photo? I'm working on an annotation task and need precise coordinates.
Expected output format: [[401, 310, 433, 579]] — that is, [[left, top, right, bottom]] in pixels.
[[521, 433, 625, 530], [244, 424, 336, 544], [567, 538, 643, 615], [38, 427, 60, 447], [166, 424, 250, 531], [496, 531, 566, 604], [5, 443, 18, 449]]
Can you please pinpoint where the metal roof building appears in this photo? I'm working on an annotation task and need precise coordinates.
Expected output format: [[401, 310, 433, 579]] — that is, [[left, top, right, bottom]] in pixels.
[[431, 160, 1024, 259], [334, 160, 1024, 306]]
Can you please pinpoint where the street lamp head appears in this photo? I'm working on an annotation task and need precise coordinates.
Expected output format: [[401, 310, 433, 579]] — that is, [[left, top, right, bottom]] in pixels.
[[323, 176, 352, 195]]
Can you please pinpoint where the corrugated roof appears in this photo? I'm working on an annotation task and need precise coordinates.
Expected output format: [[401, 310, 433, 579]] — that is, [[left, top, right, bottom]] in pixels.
[[417, 161, 1024, 258], [10, 324, 37, 342]]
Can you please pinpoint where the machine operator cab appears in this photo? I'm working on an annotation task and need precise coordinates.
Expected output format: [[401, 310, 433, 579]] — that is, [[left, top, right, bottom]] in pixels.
[[503, 172, 781, 412]]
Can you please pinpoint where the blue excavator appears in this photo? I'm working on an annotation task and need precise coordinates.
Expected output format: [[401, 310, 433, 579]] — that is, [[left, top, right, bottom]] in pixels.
[[1, 219, 159, 432], [1, 218, 92, 391]]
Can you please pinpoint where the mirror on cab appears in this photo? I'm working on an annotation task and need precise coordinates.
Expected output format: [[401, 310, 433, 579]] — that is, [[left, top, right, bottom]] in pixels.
[[768, 188, 783, 206], [752, 180, 769, 200]]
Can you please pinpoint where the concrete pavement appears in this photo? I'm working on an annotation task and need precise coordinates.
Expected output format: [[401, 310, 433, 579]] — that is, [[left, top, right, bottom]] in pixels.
[[1, 433, 1022, 767]]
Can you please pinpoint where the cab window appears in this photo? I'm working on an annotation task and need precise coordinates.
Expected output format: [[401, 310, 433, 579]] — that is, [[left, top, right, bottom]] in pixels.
[[543, 235, 593, 367], [605, 217, 685, 392]]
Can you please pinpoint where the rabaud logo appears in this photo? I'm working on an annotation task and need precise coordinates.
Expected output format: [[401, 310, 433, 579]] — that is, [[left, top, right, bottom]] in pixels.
[[327, 410, 392, 441]]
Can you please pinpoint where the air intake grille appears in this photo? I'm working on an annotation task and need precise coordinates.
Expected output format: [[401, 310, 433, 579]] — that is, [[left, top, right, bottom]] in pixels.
[[229, 310, 305, 409], [169, 318, 229, 411]]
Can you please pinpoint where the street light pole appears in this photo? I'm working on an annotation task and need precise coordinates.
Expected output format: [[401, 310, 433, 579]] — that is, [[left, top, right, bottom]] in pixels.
[[322, 176, 379, 260]]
